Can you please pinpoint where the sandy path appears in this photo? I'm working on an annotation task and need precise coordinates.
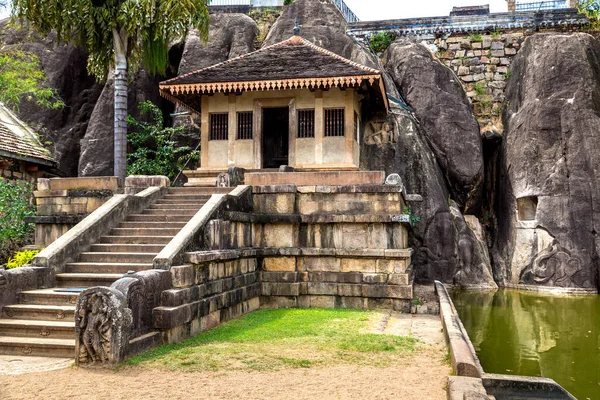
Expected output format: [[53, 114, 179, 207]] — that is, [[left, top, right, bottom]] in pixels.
[[0, 312, 450, 399], [0, 351, 448, 400]]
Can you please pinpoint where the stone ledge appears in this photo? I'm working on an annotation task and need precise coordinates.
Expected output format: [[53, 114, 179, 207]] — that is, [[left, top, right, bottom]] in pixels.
[[225, 212, 410, 224], [252, 184, 404, 194], [24, 215, 86, 224], [185, 248, 413, 264]]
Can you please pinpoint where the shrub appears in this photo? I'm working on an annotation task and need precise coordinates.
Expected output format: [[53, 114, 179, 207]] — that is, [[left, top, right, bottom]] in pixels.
[[283, 0, 295, 5], [127, 101, 199, 181], [0, 180, 35, 264], [369, 32, 396, 53], [6, 249, 39, 269], [473, 82, 487, 96], [469, 33, 482, 42]]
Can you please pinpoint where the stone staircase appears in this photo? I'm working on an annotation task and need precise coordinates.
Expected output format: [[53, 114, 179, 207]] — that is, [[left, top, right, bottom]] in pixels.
[[0, 187, 231, 358]]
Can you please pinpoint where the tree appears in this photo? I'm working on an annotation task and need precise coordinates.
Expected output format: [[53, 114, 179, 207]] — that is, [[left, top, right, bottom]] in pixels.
[[0, 49, 64, 111], [11, 0, 210, 182], [127, 100, 199, 180]]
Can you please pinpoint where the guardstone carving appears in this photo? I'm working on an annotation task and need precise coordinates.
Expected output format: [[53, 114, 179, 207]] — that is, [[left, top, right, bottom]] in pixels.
[[75, 287, 132, 366]]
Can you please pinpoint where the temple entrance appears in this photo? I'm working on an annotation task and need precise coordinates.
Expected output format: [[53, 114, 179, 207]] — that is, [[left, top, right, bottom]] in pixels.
[[262, 107, 289, 168]]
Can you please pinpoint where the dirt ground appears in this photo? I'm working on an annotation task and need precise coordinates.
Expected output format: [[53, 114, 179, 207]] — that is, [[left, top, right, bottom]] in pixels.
[[0, 313, 450, 400]]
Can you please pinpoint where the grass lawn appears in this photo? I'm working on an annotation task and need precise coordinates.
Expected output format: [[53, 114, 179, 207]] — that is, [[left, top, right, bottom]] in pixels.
[[128, 308, 418, 372]]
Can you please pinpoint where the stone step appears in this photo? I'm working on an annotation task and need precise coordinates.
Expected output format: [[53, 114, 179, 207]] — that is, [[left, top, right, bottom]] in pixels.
[[19, 289, 80, 306], [109, 227, 182, 236], [0, 319, 75, 339], [117, 221, 188, 229], [168, 187, 231, 194], [155, 199, 208, 205], [78, 252, 156, 263], [65, 262, 153, 274], [126, 214, 191, 223], [148, 203, 203, 210], [2, 304, 76, 321], [142, 209, 198, 216], [97, 235, 174, 245], [56, 273, 123, 288], [162, 194, 212, 201], [0, 336, 75, 358], [89, 243, 166, 253]]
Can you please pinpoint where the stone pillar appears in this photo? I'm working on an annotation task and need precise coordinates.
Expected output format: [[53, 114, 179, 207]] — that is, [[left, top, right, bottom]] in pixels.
[[200, 95, 210, 168], [507, 0, 516, 12], [227, 94, 236, 166], [314, 91, 324, 164], [345, 90, 355, 164]]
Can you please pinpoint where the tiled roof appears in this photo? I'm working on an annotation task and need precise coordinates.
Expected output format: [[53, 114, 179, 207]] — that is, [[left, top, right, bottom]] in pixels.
[[0, 103, 55, 166], [161, 36, 381, 86]]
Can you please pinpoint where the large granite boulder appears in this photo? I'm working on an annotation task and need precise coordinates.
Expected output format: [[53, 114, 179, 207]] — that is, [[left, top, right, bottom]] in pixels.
[[79, 69, 165, 176], [171, 13, 258, 150], [263, 0, 377, 69], [384, 40, 484, 214], [362, 104, 495, 288], [1, 22, 104, 176], [494, 33, 600, 290]]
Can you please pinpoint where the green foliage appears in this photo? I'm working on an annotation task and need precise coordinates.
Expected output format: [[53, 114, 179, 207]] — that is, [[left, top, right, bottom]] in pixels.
[[402, 206, 420, 227], [12, 0, 211, 81], [504, 70, 512, 80], [473, 82, 486, 96], [6, 249, 39, 269], [127, 101, 199, 180], [491, 31, 501, 39], [369, 32, 397, 53], [579, 1, 600, 29], [128, 308, 417, 371], [0, 180, 35, 264], [469, 33, 482, 42], [0, 49, 64, 111], [283, 0, 295, 5]]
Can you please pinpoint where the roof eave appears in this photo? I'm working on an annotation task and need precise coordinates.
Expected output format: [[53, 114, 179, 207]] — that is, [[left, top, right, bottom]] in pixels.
[[0, 149, 56, 168]]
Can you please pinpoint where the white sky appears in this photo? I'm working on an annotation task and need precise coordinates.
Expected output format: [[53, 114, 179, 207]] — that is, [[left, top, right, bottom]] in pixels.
[[345, 0, 508, 21], [0, 0, 510, 23]]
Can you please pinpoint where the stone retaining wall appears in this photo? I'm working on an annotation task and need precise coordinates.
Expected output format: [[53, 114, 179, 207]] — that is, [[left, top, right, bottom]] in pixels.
[[154, 249, 261, 343]]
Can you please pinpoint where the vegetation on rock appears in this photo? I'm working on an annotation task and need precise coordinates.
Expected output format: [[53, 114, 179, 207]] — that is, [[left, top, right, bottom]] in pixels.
[[127, 101, 199, 180], [12, 0, 210, 182], [0, 180, 35, 265], [369, 32, 396, 53]]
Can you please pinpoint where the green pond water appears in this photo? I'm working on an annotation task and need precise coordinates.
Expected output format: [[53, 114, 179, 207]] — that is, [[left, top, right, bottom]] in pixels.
[[451, 289, 600, 400]]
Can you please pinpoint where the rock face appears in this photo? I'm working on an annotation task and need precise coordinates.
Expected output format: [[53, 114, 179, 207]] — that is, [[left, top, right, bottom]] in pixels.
[[362, 104, 495, 288], [495, 33, 600, 290], [1, 23, 104, 176], [79, 70, 165, 176], [384, 40, 484, 214], [263, 0, 377, 69]]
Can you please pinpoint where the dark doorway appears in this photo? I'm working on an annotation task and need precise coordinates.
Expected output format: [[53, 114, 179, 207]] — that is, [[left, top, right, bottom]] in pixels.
[[262, 107, 289, 168]]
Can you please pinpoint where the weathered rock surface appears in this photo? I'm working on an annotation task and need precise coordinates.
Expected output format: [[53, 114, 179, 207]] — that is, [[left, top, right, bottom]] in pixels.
[[263, 0, 377, 69], [361, 104, 495, 287], [79, 70, 165, 176], [171, 13, 258, 149], [495, 33, 600, 290], [384, 40, 484, 214], [1, 22, 104, 176]]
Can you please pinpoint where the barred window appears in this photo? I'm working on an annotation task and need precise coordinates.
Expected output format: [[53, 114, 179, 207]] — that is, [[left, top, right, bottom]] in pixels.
[[324, 108, 345, 137], [354, 111, 359, 142], [237, 111, 253, 140], [297, 109, 315, 138], [209, 113, 228, 141]]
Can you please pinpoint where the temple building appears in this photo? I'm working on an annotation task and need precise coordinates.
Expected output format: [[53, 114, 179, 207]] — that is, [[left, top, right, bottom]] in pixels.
[[159, 35, 389, 186]]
